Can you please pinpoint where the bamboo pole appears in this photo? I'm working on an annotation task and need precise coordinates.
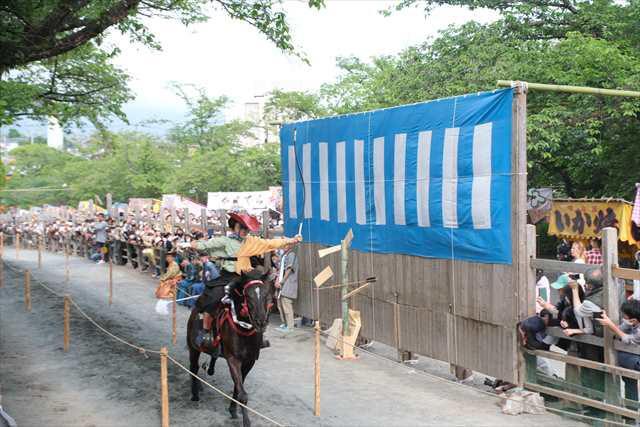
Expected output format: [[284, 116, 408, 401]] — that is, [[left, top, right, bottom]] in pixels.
[[108, 254, 113, 306], [314, 321, 321, 417], [24, 269, 31, 311], [496, 80, 640, 98], [64, 295, 70, 352], [160, 347, 170, 427]]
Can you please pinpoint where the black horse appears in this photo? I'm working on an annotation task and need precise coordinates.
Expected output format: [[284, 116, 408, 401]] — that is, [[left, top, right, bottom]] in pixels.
[[186, 268, 273, 427]]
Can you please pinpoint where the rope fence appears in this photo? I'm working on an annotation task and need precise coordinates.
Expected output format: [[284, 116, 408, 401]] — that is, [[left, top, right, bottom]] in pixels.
[[0, 254, 286, 427], [1, 243, 627, 426]]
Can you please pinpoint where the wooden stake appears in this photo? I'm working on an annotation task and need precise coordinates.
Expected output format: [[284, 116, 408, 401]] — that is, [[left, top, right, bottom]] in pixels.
[[340, 230, 352, 358], [160, 347, 170, 427], [108, 255, 113, 306], [314, 321, 321, 417], [172, 289, 177, 345], [1, 232, 4, 257], [64, 295, 70, 352], [24, 269, 31, 311], [15, 232, 20, 259], [0, 259, 3, 288], [393, 292, 401, 361]]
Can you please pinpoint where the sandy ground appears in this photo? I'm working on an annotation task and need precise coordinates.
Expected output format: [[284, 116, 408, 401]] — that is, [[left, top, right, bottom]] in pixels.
[[0, 247, 582, 427]]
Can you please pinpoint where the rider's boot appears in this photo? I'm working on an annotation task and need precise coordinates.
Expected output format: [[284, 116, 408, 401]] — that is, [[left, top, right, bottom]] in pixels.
[[196, 313, 214, 347]]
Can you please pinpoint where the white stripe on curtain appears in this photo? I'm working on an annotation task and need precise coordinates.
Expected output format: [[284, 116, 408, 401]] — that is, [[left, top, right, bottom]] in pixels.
[[303, 143, 312, 219], [417, 131, 432, 227], [394, 133, 406, 225], [472, 123, 492, 229], [442, 128, 459, 228], [287, 145, 297, 219], [319, 142, 329, 221], [374, 137, 386, 225], [354, 139, 366, 225], [336, 141, 347, 223]]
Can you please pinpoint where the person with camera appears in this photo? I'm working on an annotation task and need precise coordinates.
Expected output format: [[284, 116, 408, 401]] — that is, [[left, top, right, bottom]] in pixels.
[[596, 299, 640, 400]]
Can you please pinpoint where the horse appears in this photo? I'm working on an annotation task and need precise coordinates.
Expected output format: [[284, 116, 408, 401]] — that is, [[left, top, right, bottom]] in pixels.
[[186, 268, 274, 427]]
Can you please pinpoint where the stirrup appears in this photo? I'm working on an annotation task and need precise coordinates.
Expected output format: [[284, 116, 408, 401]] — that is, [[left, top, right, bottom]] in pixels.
[[227, 299, 253, 330]]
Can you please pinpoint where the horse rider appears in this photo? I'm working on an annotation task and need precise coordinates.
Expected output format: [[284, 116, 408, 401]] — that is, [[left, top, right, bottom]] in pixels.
[[186, 212, 301, 346]]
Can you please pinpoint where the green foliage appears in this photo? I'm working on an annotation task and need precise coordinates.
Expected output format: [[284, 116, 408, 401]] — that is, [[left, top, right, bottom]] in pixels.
[[167, 85, 254, 152], [0, 43, 132, 127], [265, 89, 327, 122]]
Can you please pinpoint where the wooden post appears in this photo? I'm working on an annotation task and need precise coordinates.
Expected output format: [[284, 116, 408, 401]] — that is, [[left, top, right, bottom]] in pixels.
[[106, 193, 112, 216], [200, 208, 207, 235], [602, 227, 622, 423], [0, 258, 3, 288], [108, 254, 113, 306], [184, 207, 190, 234], [393, 292, 401, 361], [24, 269, 31, 311], [518, 224, 537, 385], [64, 295, 70, 352], [314, 321, 321, 417], [218, 209, 227, 235], [262, 210, 271, 270], [15, 232, 20, 259], [160, 347, 170, 427], [340, 229, 353, 358], [172, 288, 177, 345], [1, 232, 4, 257], [170, 206, 176, 233]]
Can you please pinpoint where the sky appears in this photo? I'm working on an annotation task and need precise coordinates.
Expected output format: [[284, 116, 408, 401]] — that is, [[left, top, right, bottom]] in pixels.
[[108, 0, 498, 133], [11, 1, 498, 137]]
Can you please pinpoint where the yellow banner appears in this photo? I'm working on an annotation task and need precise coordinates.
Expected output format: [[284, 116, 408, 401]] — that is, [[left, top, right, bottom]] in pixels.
[[548, 200, 638, 246]]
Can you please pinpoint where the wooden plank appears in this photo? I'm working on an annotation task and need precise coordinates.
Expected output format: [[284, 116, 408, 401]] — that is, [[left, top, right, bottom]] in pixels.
[[545, 328, 640, 355], [318, 244, 341, 258], [602, 227, 622, 422], [524, 348, 640, 380], [314, 266, 333, 287], [530, 258, 599, 274], [524, 382, 637, 419], [613, 265, 640, 281]]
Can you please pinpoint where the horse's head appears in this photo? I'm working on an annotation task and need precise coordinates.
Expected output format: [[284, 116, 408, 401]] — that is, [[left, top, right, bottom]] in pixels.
[[239, 269, 270, 333]]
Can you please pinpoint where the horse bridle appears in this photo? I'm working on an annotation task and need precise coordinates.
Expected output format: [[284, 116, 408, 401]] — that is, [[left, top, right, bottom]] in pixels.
[[237, 279, 265, 328]]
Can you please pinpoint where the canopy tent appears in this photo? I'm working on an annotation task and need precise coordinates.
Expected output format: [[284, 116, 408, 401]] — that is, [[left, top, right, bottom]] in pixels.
[[547, 198, 640, 248]]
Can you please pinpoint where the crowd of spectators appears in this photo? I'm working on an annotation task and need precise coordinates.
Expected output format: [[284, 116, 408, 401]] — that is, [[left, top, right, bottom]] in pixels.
[[519, 238, 640, 403]]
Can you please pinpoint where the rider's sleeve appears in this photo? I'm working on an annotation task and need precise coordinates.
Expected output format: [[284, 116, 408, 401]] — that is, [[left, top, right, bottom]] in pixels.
[[194, 236, 227, 251], [234, 236, 294, 273]]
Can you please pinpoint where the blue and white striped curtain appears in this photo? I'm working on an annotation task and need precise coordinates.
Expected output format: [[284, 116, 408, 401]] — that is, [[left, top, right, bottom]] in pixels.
[[281, 88, 514, 264]]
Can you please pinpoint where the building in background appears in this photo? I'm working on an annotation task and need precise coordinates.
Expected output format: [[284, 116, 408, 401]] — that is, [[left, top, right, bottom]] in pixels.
[[236, 96, 279, 147], [47, 116, 64, 150]]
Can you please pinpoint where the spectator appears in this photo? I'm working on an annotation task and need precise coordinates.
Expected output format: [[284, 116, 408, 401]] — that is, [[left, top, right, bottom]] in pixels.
[[276, 245, 298, 332], [597, 300, 640, 401], [155, 251, 182, 299], [94, 212, 108, 264], [586, 239, 603, 265], [518, 309, 555, 377]]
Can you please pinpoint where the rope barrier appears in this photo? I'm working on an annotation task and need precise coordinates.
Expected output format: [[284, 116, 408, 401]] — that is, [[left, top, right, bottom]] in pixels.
[[1, 253, 286, 426], [165, 355, 287, 427], [3, 245, 630, 426]]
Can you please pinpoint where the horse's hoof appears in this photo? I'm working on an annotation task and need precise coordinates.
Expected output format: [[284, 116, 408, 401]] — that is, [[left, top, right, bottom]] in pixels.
[[191, 395, 200, 402]]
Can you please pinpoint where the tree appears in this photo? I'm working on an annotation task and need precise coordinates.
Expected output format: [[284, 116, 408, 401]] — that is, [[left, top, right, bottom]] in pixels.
[[0, 43, 132, 126], [316, 21, 640, 199], [264, 89, 327, 122], [168, 85, 254, 152], [0, 0, 325, 73]]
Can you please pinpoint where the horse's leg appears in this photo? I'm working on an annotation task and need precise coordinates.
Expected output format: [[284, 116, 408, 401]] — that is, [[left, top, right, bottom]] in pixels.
[[239, 359, 256, 427], [189, 348, 201, 401], [227, 356, 246, 421], [207, 354, 217, 376]]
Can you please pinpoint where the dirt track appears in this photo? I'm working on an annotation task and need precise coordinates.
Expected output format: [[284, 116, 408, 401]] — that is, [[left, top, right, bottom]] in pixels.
[[0, 248, 582, 427]]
